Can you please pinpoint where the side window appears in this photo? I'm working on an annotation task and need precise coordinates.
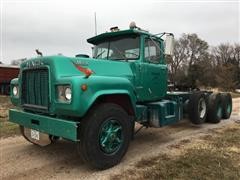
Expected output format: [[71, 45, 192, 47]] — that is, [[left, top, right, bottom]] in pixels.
[[125, 48, 139, 59], [144, 39, 161, 64]]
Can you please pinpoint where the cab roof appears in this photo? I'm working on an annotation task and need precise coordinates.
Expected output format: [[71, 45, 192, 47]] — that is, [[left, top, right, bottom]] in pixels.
[[87, 28, 163, 45]]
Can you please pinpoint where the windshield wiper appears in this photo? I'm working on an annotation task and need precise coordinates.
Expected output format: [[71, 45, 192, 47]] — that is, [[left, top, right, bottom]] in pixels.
[[95, 50, 106, 59], [111, 46, 128, 61]]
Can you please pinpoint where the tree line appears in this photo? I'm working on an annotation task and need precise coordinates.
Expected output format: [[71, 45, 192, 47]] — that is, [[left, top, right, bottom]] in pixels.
[[168, 33, 240, 91]]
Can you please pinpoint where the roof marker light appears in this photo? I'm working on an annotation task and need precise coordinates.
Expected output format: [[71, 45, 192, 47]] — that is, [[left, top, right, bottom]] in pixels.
[[110, 26, 119, 32]]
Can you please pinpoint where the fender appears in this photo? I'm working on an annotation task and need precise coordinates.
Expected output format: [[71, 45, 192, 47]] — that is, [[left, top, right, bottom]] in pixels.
[[78, 76, 137, 117], [54, 75, 137, 118]]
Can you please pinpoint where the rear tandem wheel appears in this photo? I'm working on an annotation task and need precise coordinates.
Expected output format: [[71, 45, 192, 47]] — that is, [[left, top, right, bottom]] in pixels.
[[188, 92, 207, 125], [220, 93, 232, 119], [206, 93, 222, 123]]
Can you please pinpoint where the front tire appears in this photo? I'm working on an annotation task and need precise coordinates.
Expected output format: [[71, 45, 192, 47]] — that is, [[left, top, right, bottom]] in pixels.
[[78, 103, 132, 170]]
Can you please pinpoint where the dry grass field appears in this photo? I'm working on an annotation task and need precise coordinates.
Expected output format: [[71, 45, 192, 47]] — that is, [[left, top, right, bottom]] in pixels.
[[111, 124, 240, 180], [0, 96, 19, 138]]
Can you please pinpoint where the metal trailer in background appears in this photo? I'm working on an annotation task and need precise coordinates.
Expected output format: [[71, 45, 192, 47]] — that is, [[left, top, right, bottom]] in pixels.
[[0, 65, 19, 95]]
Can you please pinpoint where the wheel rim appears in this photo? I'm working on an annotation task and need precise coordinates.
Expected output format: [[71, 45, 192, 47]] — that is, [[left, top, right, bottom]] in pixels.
[[198, 98, 206, 118], [99, 119, 123, 154], [217, 106, 222, 118]]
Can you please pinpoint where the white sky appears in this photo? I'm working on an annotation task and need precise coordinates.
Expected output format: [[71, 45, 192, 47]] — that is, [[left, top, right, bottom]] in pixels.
[[0, 0, 239, 64]]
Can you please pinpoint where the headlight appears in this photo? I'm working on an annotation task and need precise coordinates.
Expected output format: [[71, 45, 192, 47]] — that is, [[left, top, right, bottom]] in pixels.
[[64, 87, 72, 101], [13, 86, 19, 96], [57, 85, 72, 102]]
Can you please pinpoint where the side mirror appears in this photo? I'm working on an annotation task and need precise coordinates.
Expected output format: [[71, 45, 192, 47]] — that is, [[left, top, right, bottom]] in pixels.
[[164, 34, 174, 56]]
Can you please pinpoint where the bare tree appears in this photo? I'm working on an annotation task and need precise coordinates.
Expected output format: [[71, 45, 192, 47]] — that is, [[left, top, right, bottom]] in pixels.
[[211, 43, 240, 89], [170, 33, 209, 87], [215, 64, 238, 90], [169, 39, 188, 82], [233, 43, 240, 66], [170, 33, 239, 90], [211, 43, 234, 65]]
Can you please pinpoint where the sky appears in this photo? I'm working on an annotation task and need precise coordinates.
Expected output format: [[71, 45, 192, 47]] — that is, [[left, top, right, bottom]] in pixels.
[[0, 0, 239, 64]]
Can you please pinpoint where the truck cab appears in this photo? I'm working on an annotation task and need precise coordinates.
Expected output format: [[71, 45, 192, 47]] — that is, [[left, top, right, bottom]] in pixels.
[[9, 23, 231, 170], [88, 28, 168, 102]]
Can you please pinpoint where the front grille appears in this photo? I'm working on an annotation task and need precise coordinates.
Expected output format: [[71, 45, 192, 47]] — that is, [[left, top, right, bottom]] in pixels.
[[22, 68, 49, 111]]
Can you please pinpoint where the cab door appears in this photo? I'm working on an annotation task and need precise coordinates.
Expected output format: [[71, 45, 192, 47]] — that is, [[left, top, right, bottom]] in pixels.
[[138, 38, 167, 101]]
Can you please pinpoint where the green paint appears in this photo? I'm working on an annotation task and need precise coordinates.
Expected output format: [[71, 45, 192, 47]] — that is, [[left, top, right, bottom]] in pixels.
[[87, 29, 163, 45], [9, 109, 79, 141], [99, 119, 123, 154], [147, 100, 179, 127], [9, 27, 169, 139]]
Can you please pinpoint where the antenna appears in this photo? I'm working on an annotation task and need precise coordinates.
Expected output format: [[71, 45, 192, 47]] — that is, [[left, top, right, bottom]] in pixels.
[[94, 12, 97, 35]]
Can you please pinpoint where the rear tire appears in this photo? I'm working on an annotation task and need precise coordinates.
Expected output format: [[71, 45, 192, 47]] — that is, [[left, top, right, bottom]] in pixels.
[[188, 92, 207, 124], [78, 103, 132, 170], [220, 93, 232, 119], [207, 93, 222, 123]]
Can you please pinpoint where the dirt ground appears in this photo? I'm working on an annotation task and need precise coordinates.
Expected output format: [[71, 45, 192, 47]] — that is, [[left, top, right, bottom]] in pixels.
[[0, 98, 239, 180]]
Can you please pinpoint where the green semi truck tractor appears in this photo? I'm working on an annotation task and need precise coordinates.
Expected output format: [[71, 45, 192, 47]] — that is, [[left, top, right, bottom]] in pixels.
[[9, 23, 232, 169]]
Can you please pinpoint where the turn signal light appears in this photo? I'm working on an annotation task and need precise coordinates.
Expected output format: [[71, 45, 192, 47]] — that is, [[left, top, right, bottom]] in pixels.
[[81, 84, 88, 91]]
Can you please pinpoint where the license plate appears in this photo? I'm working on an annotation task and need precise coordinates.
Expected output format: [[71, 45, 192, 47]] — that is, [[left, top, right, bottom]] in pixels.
[[31, 129, 40, 140]]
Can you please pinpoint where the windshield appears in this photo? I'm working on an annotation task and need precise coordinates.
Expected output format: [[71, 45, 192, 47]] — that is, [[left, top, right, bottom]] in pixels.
[[93, 35, 140, 60]]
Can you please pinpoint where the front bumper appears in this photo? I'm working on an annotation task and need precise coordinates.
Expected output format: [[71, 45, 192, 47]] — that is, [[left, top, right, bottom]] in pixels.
[[9, 109, 79, 141]]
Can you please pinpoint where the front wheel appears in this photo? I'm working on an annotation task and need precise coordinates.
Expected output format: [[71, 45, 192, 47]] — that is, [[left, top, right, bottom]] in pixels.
[[78, 103, 132, 170]]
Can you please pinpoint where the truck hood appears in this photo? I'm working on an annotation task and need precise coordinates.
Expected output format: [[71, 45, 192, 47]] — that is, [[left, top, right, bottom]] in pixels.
[[21, 56, 134, 80]]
